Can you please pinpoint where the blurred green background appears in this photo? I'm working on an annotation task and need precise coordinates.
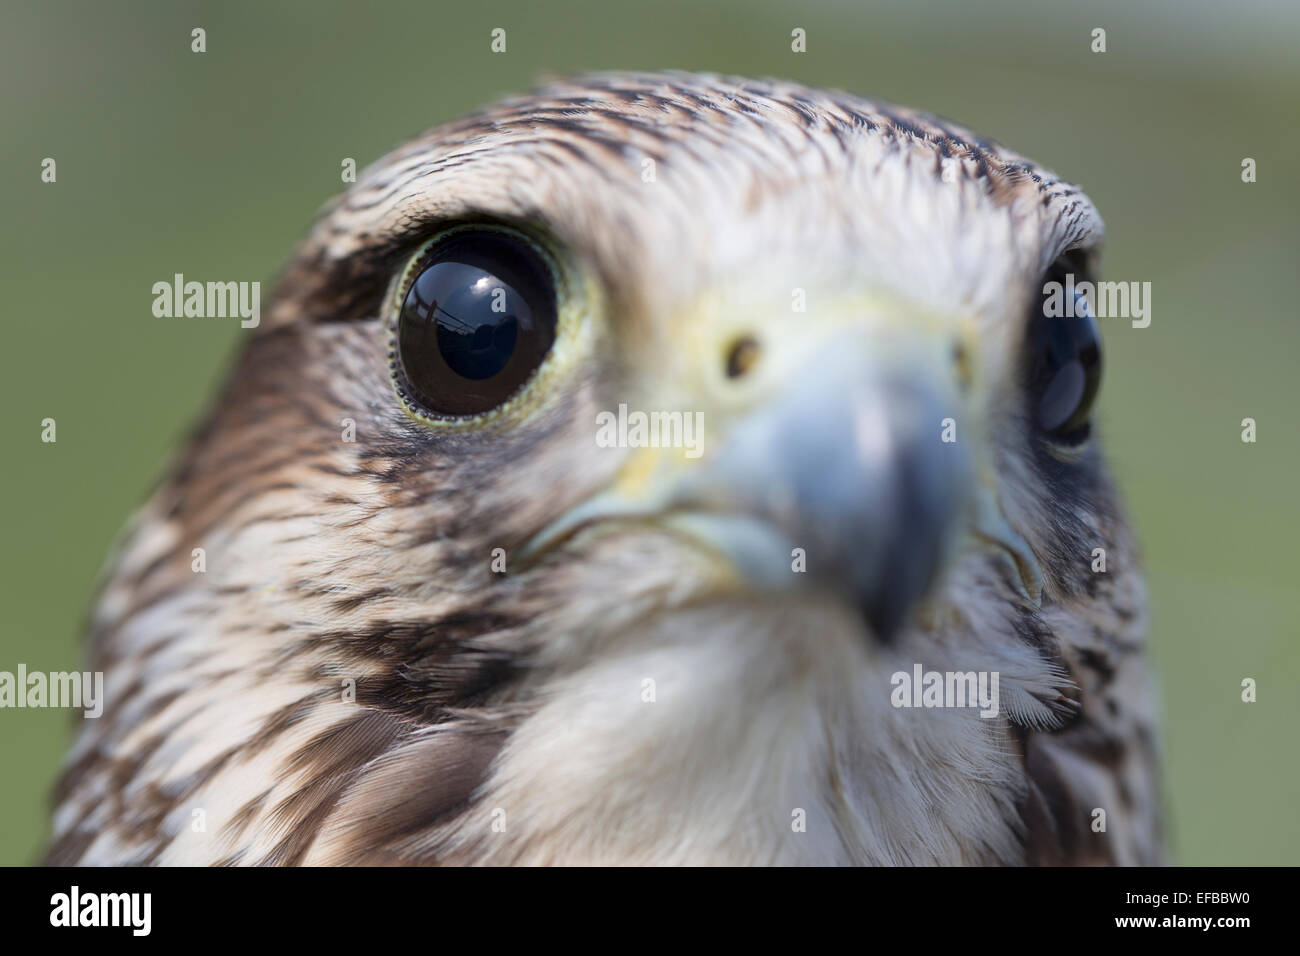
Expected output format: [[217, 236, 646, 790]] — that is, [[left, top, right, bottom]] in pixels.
[[2, 0, 1296, 865]]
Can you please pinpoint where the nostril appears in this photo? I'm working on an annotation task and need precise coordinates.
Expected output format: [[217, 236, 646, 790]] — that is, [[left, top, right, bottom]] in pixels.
[[951, 339, 973, 393], [725, 336, 762, 379]]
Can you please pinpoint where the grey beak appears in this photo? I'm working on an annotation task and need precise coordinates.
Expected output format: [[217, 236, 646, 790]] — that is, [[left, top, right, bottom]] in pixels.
[[677, 341, 972, 641]]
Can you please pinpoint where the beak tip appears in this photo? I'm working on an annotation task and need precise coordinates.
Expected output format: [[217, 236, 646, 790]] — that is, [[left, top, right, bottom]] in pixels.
[[862, 595, 907, 645]]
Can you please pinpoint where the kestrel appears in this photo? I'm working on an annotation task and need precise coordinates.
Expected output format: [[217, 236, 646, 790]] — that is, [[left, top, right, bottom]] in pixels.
[[48, 72, 1162, 865]]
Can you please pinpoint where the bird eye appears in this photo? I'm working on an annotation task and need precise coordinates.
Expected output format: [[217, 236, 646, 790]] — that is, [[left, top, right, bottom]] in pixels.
[[391, 228, 558, 419], [1025, 258, 1103, 443]]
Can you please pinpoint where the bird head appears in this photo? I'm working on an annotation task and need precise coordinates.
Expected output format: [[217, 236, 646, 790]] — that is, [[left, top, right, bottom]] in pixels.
[[50, 72, 1154, 866]]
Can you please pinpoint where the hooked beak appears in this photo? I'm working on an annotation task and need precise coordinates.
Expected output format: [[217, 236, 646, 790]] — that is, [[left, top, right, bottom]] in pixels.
[[519, 317, 1042, 642]]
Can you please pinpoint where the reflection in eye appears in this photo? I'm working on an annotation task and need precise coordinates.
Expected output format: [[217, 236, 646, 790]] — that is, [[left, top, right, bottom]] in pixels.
[[1028, 269, 1102, 442]]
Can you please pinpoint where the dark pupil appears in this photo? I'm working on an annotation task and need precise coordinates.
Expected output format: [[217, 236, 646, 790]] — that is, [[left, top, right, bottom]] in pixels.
[[1030, 286, 1102, 438], [397, 232, 555, 416], [415, 262, 521, 380]]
